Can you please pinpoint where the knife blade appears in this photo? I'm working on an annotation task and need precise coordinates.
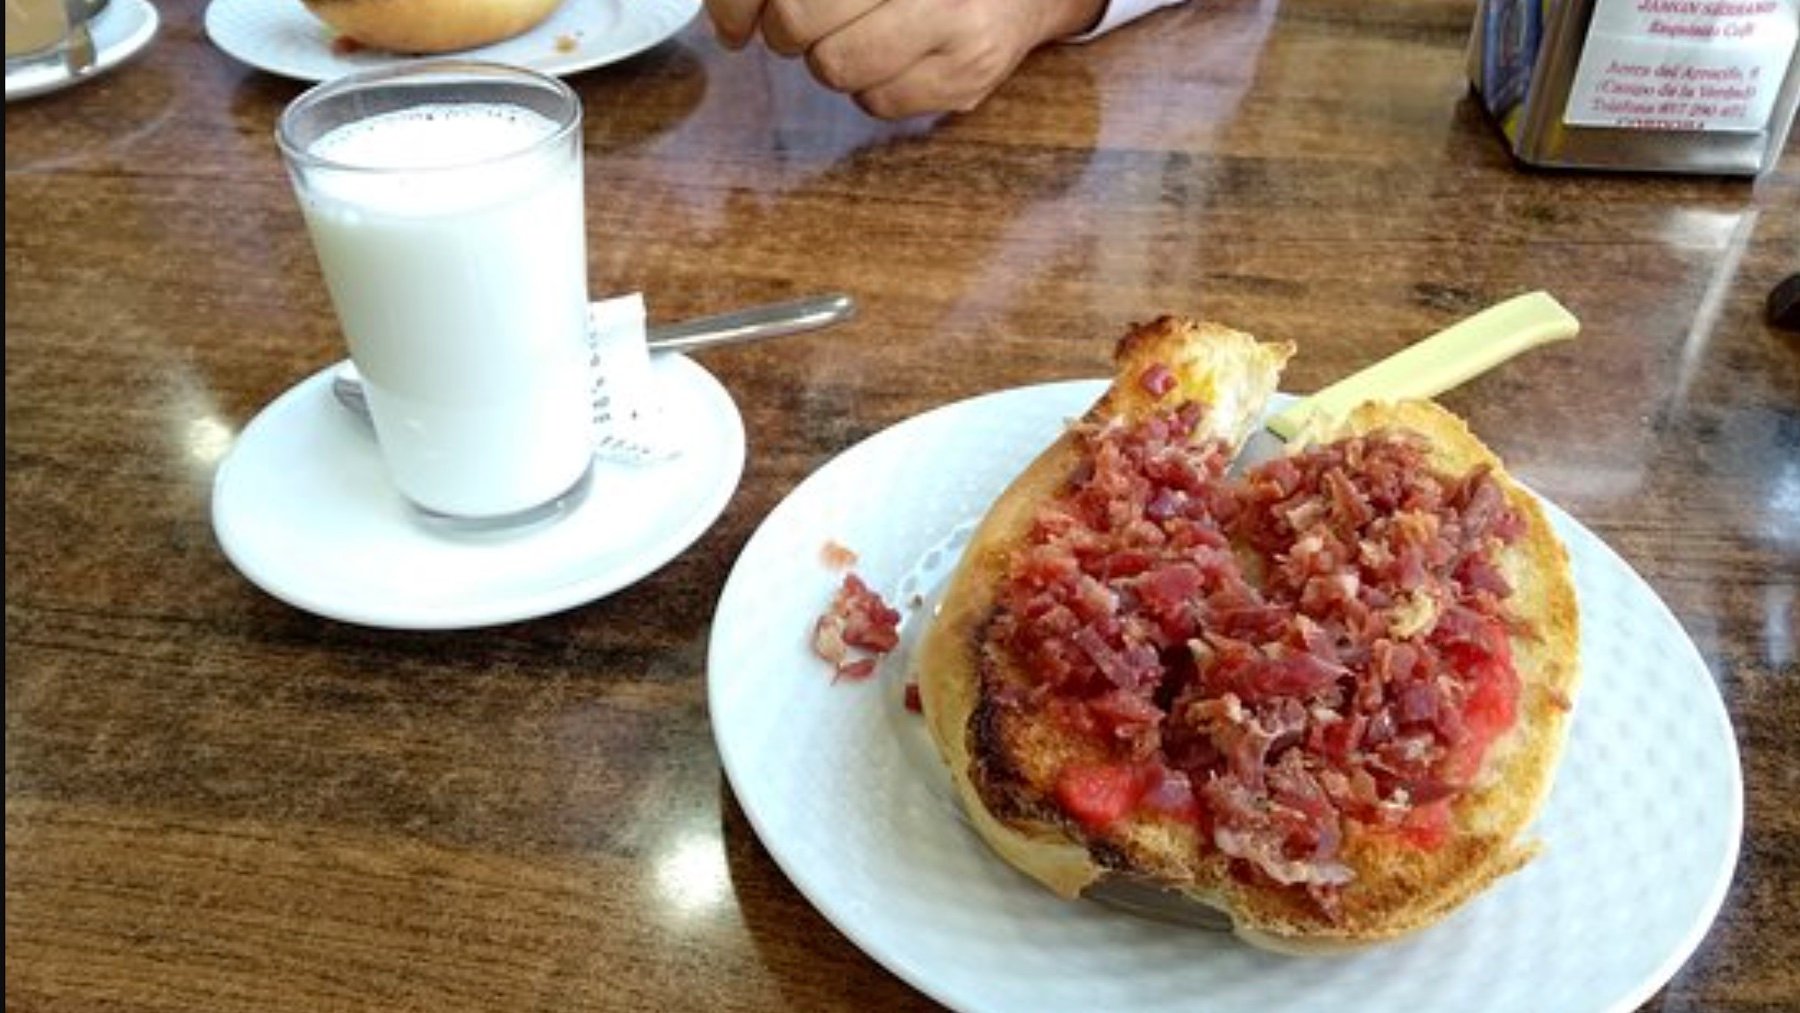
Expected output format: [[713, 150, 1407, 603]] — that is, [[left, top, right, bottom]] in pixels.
[[1264, 291, 1580, 442]]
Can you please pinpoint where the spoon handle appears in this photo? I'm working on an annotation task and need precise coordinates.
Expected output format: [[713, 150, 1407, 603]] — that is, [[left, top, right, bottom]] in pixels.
[[647, 292, 857, 353], [330, 293, 858, 426]]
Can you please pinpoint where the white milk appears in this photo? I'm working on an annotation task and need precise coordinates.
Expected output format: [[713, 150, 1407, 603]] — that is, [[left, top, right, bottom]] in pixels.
[[298, 103, 593, 519]]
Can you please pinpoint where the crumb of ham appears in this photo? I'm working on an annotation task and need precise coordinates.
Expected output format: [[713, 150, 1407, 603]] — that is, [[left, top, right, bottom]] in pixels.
[[821, 540, 859, 569], [1139, 363, 1177, 396], [812, 572, 901, 682]]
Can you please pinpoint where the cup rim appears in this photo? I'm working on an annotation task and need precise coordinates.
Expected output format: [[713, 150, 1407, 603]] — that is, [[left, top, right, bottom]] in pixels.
[[274, 59, 582, 175]]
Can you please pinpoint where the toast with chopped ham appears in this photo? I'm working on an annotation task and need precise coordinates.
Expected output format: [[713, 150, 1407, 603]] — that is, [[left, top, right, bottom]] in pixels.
[[914, 316, 1580, 952]]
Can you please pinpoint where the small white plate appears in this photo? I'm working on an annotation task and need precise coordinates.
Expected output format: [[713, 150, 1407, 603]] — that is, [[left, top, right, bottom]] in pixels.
[[709, 381, 1743, 1013], [203, 0, 699, 84], [5, 0, 159, 103], [213, 354, 743, 629]]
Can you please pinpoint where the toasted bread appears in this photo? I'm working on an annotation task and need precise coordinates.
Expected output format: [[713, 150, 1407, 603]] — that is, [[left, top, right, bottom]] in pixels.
[[915, 317, 1579, 952]]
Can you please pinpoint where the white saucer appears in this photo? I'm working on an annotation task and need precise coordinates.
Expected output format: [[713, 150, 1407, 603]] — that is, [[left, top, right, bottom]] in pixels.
[[5, 0, 159, 102], [203, 0, 698, 84], [212, 354, 744, 629]]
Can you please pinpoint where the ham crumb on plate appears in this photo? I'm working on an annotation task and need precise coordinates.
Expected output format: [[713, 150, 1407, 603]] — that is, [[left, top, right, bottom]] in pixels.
[[812, 573, 900, 681], [820, 540, 859, 569]]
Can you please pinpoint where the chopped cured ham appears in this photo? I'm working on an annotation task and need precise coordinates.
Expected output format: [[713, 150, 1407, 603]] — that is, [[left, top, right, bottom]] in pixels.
[[812, 572, 902, 682], [820, 540, 860, 569], [986, 387, 1530, 911]]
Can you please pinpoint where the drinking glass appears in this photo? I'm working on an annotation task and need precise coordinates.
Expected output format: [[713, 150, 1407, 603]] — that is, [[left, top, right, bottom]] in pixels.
[[5, 0, 74, 74], [277, 61, 595, 530]]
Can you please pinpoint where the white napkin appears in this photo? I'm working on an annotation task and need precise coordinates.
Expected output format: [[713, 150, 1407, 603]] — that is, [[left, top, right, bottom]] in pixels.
[[588, 293, 683, 463]]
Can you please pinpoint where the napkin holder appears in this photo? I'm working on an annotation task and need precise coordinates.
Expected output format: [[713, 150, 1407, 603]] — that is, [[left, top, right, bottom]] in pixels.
[[1467, 0, 1800, 176]]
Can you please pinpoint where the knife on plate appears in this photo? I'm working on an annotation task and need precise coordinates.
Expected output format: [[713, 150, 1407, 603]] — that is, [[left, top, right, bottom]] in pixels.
[[1263, 291, 1580, 442]]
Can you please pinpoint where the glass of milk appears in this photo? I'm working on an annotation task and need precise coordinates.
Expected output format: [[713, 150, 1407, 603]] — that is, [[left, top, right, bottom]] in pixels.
[[277, 61, 595, 530]]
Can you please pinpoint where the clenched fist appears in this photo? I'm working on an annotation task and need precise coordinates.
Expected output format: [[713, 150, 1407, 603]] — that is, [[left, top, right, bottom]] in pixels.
[[704, 0, 1107, 119]]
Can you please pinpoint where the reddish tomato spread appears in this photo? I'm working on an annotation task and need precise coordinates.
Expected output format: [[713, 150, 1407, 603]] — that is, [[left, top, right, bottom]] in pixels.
[[991, 394, 1529, 905]]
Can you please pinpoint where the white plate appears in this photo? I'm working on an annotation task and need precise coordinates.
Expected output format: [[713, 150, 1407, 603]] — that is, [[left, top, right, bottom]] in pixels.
[[213, 353, 743, 629], [203, 0, 699, 84], [5, 0, 159, 103], [708, 381, 1743, 1013]]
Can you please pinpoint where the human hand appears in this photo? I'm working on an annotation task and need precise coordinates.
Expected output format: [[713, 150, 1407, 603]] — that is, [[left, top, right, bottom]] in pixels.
[[704, 0, 1106, 119]]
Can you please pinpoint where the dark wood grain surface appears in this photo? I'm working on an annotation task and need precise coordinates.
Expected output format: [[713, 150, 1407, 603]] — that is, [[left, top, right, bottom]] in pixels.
[[7, 1, 1797, 1010]]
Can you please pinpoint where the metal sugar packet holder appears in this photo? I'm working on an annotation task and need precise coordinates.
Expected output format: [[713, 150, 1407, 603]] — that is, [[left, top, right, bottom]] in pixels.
[[1468, 0, 1800, 176]]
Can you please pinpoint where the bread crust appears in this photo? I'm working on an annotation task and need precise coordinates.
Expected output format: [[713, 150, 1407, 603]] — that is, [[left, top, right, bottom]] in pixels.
[[916, 319, 1580, 952], [302, 0, 565, 53]]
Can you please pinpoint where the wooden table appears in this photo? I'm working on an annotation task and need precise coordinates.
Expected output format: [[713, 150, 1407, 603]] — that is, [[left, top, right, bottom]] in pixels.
[[7, 1, 1797, 1009]]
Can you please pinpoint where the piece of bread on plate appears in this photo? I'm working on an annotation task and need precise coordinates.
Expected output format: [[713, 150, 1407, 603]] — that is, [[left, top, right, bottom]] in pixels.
[[915, 316, 1580, 952], [301, 0, 565, 54]]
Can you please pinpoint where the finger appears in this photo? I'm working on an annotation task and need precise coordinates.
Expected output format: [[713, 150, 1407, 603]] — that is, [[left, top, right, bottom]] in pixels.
[[846, 0, 1031, 119], [704, 0, 765, 49], [852, 48, 1012, 120], [804, 0, 947, 94], [761, 0, 881, 57], [818, 0, 1032, 117]]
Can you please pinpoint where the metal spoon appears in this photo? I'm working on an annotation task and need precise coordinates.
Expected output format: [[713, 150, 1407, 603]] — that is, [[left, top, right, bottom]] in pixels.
[[331, 292, 856, 424]]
